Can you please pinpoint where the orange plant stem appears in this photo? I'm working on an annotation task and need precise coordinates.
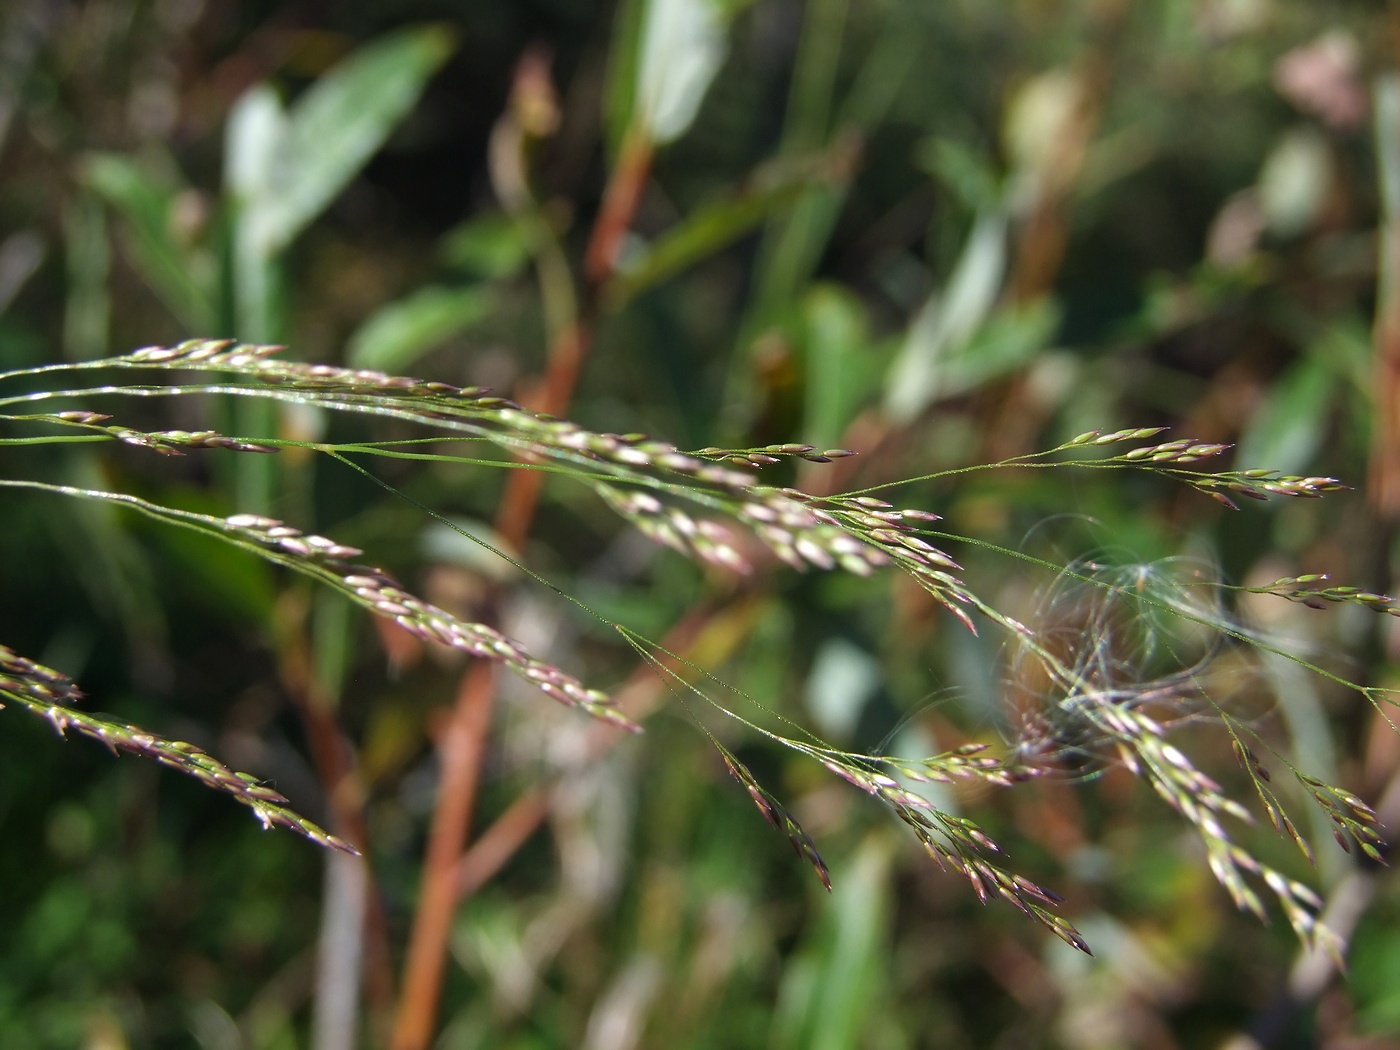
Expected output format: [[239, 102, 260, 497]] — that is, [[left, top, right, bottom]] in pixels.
[[444, 599, 757, 908], [584, 128, 655, 286], [390, 660, 498, 1050], [389, 329, 587, 1049], [454, 788, 551, 899], [494, 320, 593, 546], [392, 96, 656, 1050]]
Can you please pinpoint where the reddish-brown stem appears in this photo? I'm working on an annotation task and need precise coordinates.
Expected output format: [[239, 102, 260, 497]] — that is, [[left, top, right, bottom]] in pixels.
[[495, 321, 594, 547], [391, 81, 657, 1049], [443, 598, 761, 909], [276, 606, 396, 1024], [454, 788, 551, 898], [390, 660, 498, 1050], [389, 374, 587, 1050], [389, 320, 588, 1048], [1372, 222, 1400, 517], [993, 24, 1121, 463], [584, 127, 655, 286]]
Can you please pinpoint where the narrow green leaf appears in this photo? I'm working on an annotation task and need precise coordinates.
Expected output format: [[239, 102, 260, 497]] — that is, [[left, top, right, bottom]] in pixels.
[[882, 211, 1014, 423], [232, 25, 456, 257], [440, 212, 532, 280], [1235, 353, 1337, 477], [82, 153, 216, 331], [773, 834, 892, 1050], [800, 284, 883, 451], [346, 284, 494, 373], [607, 163, 814, 305]]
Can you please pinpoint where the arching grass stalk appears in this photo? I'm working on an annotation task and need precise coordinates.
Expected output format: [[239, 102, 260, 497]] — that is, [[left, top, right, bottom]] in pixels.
[[0, 340, 1386, 957], [0, 644, 353, 852]]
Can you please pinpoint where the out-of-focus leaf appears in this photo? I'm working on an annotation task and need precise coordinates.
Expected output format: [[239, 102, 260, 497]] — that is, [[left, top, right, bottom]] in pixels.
[[82, 153, 216, 332], [1235, 353, 1337, 476], [916, 137, 1003, 214], [361, 703, 424, 787], [441, 213, 532, 280], [883, 211, 1012, 423], [741, 0, 850, 331], [608, 162, 817, 304], [1002, 68, 1082, 181], [153, 518, 276, 627], [781, 0, 848, 152], [1351, 917, 1400, 1033], [61, 196, 108, 361], [804, 637, 880, 741], [603, 0, 647, 152], [0, 230, 45, 317], [1258, 126, 1333, 238], [772, 834, 892, 1050], [940, 296, 1060, 396], [421, 516, 517, 581], [721, 0, 860, 434], [633, 0, 731, 145], [836, 3, 918, 131], [230, 25, 455, 258], [225, 82, 286, 342], [346, 284, 493, 373], [800, 284, 883, 450], [1377, 74, 1400, 223], [143, 487, 277, 627], [61, 459, 166, 650], [747, 187, 847, 341], [312, 588, 356, 705]]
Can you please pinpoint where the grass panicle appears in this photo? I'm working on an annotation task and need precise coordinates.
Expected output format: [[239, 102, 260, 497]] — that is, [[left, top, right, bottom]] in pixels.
[[997, 560, 1379, 959], [1, 341, 1389, 958]]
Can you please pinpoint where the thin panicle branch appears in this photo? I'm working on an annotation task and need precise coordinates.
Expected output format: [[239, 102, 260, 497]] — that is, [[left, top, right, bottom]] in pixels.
[[2, 340, 1387, 961], [714, 741, 831, 891], [0, 478, 634, 731], [1246, 574, 1400, 616], [0, 645, 352, 852]]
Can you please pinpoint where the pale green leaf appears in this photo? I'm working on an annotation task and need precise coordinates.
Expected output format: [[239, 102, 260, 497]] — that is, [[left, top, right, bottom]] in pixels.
[[441, 213, 532, 280], [634, 0, 728, 144], [883, 210, 1010, 423], [1235, 354, 1337, 477], [82, 153, 217, 332], [229, 25, 455, 256], [346, 284, 494, 373]]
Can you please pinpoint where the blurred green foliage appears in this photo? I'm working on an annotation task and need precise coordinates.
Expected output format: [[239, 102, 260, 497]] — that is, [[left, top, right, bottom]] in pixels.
[[3, 1, 1400, 1048]]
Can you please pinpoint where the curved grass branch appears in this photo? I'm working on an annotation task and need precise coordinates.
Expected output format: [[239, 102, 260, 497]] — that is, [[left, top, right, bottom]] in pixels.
[[0, 478, 633, 730], [2, 340, 1389, 964], [0, 645, 353, 852]]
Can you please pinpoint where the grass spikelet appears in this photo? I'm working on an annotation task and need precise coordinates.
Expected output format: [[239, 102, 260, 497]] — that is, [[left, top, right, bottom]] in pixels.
[[715, 741, 831, 890], [1297, 773, 1388, 863], [0, 645, 353, 852], [1247, 574, 1400, 616], [1004, 558, 1382, 953], [0, 479, 634, 731]]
